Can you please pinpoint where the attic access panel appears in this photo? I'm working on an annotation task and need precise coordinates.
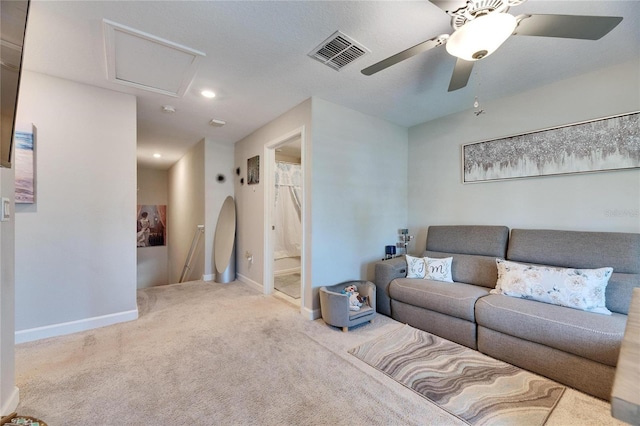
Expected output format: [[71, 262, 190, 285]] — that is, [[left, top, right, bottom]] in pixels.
[[103, 19, 205, 97]]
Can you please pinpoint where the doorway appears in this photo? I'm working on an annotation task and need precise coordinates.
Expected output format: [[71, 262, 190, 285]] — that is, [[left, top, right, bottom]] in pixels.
[[263, 127, 305, 308]]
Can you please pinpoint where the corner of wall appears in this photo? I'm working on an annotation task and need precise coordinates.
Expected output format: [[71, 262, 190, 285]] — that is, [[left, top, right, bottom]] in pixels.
[[204, 139, 235, 280], [167, 141, 206, 283]]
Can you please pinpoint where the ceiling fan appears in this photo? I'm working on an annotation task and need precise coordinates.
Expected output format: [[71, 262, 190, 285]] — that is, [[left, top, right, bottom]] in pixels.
[[361, 0, 623, 92]]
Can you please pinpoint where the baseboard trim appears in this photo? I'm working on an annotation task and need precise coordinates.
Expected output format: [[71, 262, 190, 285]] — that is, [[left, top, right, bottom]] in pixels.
[[302, 306, 321, 320], [237, 273, 263, 293], [1, 386, 19, 417], [15, 309, 139, 344]]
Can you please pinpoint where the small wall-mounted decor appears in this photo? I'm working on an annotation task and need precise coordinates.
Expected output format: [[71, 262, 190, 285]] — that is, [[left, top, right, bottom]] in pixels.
[[15, 124, 36, 203], [137, 205, 166, 247], [247, 155, 260, 185], [463, 111, 639, 183]]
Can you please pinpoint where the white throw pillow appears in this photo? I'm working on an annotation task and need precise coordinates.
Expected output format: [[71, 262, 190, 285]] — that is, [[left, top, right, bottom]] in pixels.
[[491, 259, 613, 315], [424, 256, 453, 283], [405, 255, 426, 279]]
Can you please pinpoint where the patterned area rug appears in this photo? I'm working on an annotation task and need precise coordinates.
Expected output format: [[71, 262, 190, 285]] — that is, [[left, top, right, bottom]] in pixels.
[[274, 273, 300, 299], [0, 414, 47, 425], [349, 325, 565, 425]]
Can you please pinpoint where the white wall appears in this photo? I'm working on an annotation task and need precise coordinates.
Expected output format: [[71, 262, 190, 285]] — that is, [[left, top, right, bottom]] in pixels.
[[167, 140, 205, 283], [408, 60, 640, 248], [165, 138, 234, 284], [14, 71, 138, 343], [234, 98, 409, 314], [234, 99, 312, 305], [311, 98, 408, 304], [204, 139, 234, 280], [0, 166, 18, 415], [137, 166, 168, 288]]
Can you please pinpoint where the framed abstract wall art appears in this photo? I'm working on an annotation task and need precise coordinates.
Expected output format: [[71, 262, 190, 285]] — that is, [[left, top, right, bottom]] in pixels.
[[248, 155, 260, 185], [462, 112, 639, 183], [15, 124, 36, 203]]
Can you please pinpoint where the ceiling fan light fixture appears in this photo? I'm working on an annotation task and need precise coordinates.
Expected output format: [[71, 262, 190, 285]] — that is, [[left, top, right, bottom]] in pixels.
[[446, 13, 517, 61]]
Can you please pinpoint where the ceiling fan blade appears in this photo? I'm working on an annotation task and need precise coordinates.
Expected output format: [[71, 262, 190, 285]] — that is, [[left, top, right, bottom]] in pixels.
[[428, 0, 467, 13], [514, 14, 623, 40], [448, 58, 473, 92], [361, 35, 447, 76]]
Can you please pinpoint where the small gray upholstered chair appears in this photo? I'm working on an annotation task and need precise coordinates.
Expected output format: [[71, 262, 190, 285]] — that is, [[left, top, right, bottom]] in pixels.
[[319, 280, 376, 332]]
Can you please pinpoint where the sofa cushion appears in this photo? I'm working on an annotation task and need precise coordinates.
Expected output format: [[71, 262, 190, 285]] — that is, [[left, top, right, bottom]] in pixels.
[[607, 272, 640, 315], [389, 278, 489, 322], [492, 259, 613, 315], [426, 225, 509, 258], [475, 294, 626, 366], [507, 229, 640, 273]]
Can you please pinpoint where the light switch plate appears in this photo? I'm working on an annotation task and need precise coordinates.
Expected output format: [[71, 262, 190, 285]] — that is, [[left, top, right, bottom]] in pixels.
[[1, 198, 10, 222]]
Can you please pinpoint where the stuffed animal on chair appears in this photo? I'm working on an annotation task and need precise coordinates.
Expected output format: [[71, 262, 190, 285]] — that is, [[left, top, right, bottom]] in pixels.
[[342, 285, 362, 311]]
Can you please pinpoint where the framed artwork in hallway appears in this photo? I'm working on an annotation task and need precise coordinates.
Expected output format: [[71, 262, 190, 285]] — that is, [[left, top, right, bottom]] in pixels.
[[137, 205, 166, 247], [15, 124, 36, 204], [248, 155, 260, 185]]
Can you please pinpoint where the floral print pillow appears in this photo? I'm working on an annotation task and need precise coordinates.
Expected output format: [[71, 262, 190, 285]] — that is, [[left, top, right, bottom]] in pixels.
[[406, 255, 426, 279], [491, 259, 613, 315]]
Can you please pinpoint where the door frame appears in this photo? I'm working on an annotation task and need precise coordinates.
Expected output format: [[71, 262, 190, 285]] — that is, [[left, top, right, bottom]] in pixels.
[[263, 126, 306, 307]]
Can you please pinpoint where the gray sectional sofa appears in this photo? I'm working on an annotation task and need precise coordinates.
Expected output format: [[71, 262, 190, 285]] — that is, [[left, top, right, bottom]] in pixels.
[[374, 225, 640, 400]]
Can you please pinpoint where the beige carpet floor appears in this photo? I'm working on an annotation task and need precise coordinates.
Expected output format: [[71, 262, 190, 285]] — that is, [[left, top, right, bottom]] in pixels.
[[14, 280, 624, 425]]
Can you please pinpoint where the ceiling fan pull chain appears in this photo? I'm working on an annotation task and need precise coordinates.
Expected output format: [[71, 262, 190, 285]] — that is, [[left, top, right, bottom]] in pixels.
[[473, 67, 485, 116]]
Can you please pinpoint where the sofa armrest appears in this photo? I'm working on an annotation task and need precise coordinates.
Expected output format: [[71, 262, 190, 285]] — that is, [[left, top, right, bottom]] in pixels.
[[374, 257, 407, 316]]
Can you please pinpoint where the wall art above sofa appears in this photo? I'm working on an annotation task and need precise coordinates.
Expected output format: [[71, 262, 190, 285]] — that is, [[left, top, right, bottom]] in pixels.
[[462, 111, 639, 183]]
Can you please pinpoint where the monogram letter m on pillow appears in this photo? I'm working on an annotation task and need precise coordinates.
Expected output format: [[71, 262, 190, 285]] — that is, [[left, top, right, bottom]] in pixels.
[[405, 255, 453, 282]]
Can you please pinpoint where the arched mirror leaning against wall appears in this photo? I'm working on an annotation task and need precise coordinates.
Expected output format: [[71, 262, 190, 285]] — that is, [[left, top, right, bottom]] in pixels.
[[214, 196, 236, 283]]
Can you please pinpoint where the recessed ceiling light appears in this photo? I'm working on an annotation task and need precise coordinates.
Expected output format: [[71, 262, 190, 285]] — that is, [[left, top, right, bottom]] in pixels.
[[201, 90, 216, 98], [153, 153, 162, 158]]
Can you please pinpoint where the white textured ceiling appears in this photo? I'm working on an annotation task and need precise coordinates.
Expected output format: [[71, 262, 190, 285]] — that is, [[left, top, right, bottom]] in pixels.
[[22, 1, 640, 169]]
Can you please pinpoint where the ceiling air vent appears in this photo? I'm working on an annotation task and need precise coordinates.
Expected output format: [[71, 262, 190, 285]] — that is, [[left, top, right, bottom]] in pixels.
[[308, 31, 370, 71]]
